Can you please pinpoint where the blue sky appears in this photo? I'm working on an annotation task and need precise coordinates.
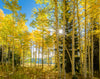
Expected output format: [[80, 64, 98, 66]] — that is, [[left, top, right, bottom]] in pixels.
[[0, 0, 41, 32]]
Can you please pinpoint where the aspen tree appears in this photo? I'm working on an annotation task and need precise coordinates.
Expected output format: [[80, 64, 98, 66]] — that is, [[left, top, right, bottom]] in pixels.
[[62, 0, 66, 78], [38, 45, 40, 67], [76, 0, 82, 75], [48, 48, 49, 66], [2, 41, 4, 67], [2, 0, 21, 72], [36, 42, 38, 67], [54, 0, 60, 76], [88, 29, 91, 77], [35, 43, 37, 67], [33, 42, 34, 67], [42, 26, 44, 70], [5, 34, 8, 66], [72, 0, 75, 76], [83, 0, 87, 78], [99, 14, 100, 72], [23, 48, 24, 67], [38, 44, 40, 67], [91, 18, 94, 79], [30, 44, 32, 67]]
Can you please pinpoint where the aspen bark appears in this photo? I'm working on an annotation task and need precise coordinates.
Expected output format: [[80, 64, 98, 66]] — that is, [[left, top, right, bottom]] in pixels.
[[55, 46, 57, 66], [12, 11, 15, 72], [23, 49, 24, 67], [54, 0, 60, 75], [42, 25, 44, 70], [76, 0, 82, 75], [30, 46, 32, 67], [72, 0, 75, 76], [38, 44, 40, 67], [99, 15, 100, 72], [33, 43, 34, 67], [35, 43, 37, 67], [91, 19, 93, 78], [88, 31, 91, 77], [20, 42, 22, 66], [63, 0, 66, 78], [8, 46, 10, 65], [36, 44, 37, 67], [6, 35, 8, 66], [12, 35, 14, 72], [84, 0, 87, 78], [48, 48, 49, 66], [2, 41, 3, 66]]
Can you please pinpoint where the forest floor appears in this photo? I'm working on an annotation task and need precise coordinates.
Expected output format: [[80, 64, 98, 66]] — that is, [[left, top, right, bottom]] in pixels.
[[0, 64, 100, 79], [0, 64, 58, 79]]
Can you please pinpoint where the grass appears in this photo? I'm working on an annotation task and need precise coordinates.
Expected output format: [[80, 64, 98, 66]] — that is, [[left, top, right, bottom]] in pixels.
[[0, 64, 99, 79], [0, 64, 58, 79]]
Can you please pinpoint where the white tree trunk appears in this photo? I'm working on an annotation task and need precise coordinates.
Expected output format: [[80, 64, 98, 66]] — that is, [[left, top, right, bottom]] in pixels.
[[63, 0, 66, 78], [72, 0, 75, 76]]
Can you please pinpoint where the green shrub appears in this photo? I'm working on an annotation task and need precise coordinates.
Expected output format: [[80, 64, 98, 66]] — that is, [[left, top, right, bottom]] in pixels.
[[72, 75, 78, 79]]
